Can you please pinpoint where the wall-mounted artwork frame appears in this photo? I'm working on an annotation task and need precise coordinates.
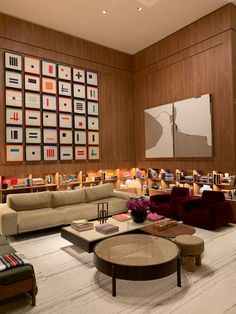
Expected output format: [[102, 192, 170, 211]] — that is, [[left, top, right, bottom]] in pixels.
[[4, 51, 99, 162], [5, 71, 22, 89], [5, 52, 22, 71], [24, 57, 40, 75], [6, 127, 23, 143], [5, 90, 22, 107], [145, 94, 212, 158], [6, 145, 23, 162], [25, 145, 41, 161]]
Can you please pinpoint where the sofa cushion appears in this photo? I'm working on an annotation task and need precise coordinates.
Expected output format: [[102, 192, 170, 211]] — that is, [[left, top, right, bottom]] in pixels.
[[0, 265, 33, 285], [17, 208, 65, 233], [55, 203, 98, 223], [90, 197, 128, 216], [85, 183, 114, 202], [51, 189, 85, 208], [7, 191, 52, 212]]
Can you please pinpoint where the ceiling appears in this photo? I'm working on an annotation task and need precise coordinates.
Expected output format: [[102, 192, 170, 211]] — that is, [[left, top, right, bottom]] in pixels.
[[0, 0, 235, 54]]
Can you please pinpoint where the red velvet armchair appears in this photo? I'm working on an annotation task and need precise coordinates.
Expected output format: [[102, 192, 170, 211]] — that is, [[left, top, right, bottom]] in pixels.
[[150, 186, 191, 220], [179, 190, 233, 230]]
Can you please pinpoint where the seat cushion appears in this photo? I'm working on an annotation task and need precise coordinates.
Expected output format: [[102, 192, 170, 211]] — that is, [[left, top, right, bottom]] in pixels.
[[0, 265, 33, 285], [7, 191, 52, 212], [84, 183, 114, 202], [51, 189, 85, 208], [90, 197, 127, 216], [55, 203, 98, 223], [17, 208, 65, 233]]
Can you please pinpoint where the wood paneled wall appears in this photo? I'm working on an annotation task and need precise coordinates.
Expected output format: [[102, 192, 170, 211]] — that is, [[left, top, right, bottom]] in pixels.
[[0, 13, 134, 177], [133, 4, 236, 172]]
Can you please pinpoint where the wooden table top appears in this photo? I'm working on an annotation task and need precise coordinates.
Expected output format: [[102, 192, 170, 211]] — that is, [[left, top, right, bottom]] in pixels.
[[94, 234, 179, 266], [140, 222, 195, 238]]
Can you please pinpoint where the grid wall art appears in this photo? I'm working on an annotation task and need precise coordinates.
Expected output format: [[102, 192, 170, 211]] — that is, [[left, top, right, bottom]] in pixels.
[[4, 51, 99, 162]]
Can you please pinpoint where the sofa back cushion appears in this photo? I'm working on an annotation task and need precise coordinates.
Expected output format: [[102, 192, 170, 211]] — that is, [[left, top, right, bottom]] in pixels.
[[7, 191, 52, 212], [85, 183, 114, 202], [51, 189, 85, 208]]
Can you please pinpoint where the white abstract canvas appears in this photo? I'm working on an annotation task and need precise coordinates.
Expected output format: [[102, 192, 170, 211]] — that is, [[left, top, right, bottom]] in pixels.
[[26, 146, 41, 161], [25, 92, 41, 109], [5, 90, 22, 107], [6, 127, 23, 143], [25, 128, 41, 144]]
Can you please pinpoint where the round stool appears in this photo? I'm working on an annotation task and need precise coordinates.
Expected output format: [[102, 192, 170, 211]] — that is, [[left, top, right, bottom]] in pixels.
[[175, 235, 204, 272]]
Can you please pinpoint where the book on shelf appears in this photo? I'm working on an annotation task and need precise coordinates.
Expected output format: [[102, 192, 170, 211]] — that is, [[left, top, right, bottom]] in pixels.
[[95, 223, 119, 234], [147, 212, 165, 222], [71, 220, 94, 232], [112, 213, 131, 221]]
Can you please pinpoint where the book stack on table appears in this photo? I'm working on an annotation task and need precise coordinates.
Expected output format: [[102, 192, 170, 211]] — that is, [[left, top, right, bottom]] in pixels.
[[71, 220, 94, 232], [95, 223, 119, 234]]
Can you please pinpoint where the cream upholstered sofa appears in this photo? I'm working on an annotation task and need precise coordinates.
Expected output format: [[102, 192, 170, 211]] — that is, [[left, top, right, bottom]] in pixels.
[[0, 183, 132, 236]]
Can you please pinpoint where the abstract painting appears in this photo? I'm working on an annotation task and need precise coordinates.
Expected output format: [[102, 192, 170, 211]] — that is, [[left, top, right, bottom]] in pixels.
[[25, 145, 41, 161], [6, 145, 23, 162], [5, 71, 22, 89], [5, 52, 22, 71], [25, 128, 41, 144], [6, 127, 23, 143], [6, 108, 23, 126], [73, 68, 85, 83], [5, 90, 22, 107], [43, 146, 58, 161], [25, 75, 40, 91], [74, 146, 87, 160], [60, 146, 73, 160], [24, 57, 40, 75]]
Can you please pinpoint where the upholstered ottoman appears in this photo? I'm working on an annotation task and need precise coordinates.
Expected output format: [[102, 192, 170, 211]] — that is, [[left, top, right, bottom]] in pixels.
[[175, 235, 204, 272]]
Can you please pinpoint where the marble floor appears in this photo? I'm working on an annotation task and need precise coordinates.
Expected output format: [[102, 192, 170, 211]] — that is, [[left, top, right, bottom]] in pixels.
[[0, 224, 236, 314]]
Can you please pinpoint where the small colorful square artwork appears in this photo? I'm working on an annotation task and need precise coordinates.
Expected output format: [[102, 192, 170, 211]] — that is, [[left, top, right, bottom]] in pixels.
[[87, 101, 99, 116], [43, 129, 57, 144], [59, 114, 72, 128], [58, 97, 72, 112], [42, 95, 57, 111], [59, 129, 72, 144], [6, 127, 23, 143], [74, 115, 86, 129], [25, 128, 41, 144], [25, 110, 41, 126], [73, 68, 85, 83], [73, 84, 85, 98], [6, 108, 23, 125], [74, 146, 87, 160], [42, 77, 57, 94], [5, 90, 22, 107], [86, 71, 98, 86], [25, 92, 41, 109], [5, 71, 22, 89], [60, 146, 73, 160], [26, 145, 41, 161], [6, 145, 23, 162], [58, 81, 72, 97], [88, 131, 99, 145], [25, 74, 40, 91], [42, 61, 56, 77], [74, 131, 86, 144], [87, 86, 98, 101], [5, 52, 22, 71], [74, 99, 86, 114], [43, 146, 58, 161], [87, 116, 99, 130], [58, 65, 71, 80], [24, 57, 40, 75], [43, 111, 57, 127], [88, 146, 99, 160]]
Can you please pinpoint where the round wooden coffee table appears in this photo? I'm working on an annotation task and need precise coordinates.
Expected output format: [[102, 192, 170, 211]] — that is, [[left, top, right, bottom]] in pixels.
[[93, 234, 181, 296]]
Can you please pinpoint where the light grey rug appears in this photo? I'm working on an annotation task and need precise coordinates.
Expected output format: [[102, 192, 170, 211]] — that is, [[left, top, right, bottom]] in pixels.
[[0, 225, 236, 314]]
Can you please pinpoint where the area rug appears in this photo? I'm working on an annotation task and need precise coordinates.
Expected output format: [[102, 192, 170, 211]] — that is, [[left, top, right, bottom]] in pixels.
[[0, 225, 236, 314]]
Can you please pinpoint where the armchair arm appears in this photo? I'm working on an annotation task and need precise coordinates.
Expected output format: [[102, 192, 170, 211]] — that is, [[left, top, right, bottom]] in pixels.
[[0, 204, 18, 236], [207, 201, 233, 221], [150, 193, 170, 204]]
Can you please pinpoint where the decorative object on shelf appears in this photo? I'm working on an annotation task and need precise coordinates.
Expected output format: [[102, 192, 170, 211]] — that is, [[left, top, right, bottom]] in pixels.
[[126, 196, 157, 223], [97, 202, 108, 224], [199, 184, 212, 193]]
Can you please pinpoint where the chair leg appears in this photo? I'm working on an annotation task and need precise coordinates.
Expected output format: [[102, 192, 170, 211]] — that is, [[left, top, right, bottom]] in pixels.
[[196, 254, 202, 266], [185, 256, 195, 272]]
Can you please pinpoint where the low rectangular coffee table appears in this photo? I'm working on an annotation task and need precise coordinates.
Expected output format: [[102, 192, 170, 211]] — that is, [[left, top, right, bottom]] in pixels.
[[61, 218, 156, 253]]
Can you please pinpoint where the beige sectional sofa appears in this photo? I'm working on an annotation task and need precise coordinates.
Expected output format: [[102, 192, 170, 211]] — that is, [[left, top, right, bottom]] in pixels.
[[0, 183, 131, 236]]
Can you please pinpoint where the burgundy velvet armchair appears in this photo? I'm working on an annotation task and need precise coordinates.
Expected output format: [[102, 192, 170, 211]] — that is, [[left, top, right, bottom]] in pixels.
[[179, 190, 233, 230], [150, 186, 191, 220]]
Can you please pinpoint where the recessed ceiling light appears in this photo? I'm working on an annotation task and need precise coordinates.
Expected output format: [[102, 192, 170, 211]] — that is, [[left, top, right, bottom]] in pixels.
[[102, 9, 108, 14], [137, 7, 142, 11]]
